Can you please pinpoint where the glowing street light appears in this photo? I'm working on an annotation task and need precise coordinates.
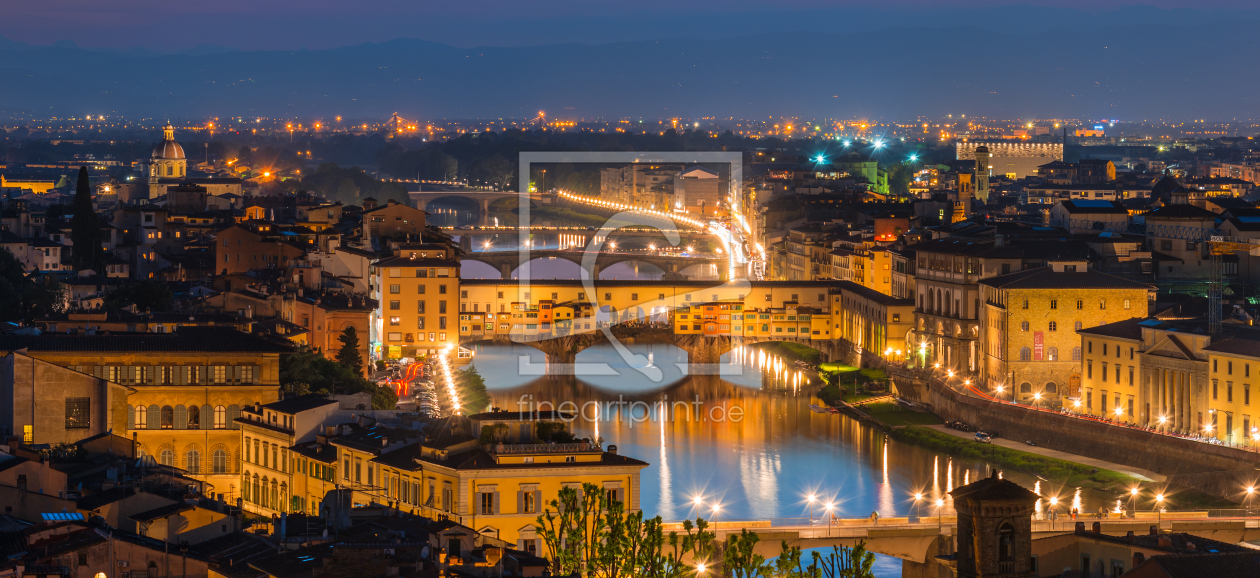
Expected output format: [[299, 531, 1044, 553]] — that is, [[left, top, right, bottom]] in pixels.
[[935, 499, 945, 532], [909, 154, 918, 161], [806, 493, 817, 523], [696, 562, 707, 574], [823, 502, 836, 536]]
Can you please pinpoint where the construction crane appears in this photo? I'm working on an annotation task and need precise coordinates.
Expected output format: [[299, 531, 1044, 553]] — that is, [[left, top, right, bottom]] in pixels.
[[990, 214, 1260, 333]]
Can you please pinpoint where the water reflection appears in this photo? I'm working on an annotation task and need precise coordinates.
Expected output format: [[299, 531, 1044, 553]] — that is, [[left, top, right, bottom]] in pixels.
[[469, 342, 1114, 576]]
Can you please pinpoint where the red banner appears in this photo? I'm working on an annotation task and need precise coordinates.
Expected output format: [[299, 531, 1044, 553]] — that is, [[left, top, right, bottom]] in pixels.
[[1034, 331, 1044, 361]]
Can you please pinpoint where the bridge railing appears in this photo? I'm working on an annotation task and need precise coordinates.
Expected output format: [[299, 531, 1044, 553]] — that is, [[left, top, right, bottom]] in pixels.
[[658, 510, 1232, 532]]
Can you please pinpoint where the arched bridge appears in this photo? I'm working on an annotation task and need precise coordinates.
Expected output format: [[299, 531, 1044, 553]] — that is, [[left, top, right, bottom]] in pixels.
[[460, 249, 728, 280]]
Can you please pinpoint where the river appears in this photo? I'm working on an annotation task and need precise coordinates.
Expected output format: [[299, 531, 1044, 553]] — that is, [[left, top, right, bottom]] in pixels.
[[466, 342, 1115, 577]]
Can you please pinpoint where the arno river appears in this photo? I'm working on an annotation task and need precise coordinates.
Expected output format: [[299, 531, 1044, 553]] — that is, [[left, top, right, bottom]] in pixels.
[[467, 342, 1115, 577]]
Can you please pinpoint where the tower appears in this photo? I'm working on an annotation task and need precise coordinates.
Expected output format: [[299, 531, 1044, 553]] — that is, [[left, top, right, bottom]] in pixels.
[[953, 172, 974, 223], [950, 471, 1039, 578], [974, 145, 990, 203], [148, 122, 187, 193]]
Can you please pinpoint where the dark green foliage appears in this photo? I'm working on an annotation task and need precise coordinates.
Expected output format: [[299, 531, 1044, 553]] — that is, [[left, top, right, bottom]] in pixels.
[[70, 166, 103, 271], [535, 421, 576, 444], [455, 365, 489, 414], [102, 279, 174, 312], [280, 345, 397, 409], [0, 247, 66, 323], [335, 326, 363, 375], [296, 163, 407, 205]]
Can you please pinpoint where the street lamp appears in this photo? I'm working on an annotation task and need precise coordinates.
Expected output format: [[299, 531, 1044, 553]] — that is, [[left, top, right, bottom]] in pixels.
[[696, 562, 707, 575], [1155, 494, 1166, 528], [1047, 496, 1059, 529], [913, 493, 923, 522], [806, 493, 817, 524], [823, 502, 836, 536], [711, 503, 721, 523], [1246, 486, 1255, 517], [1129, 487, 1140, 518], [935, 499, 945, 533]]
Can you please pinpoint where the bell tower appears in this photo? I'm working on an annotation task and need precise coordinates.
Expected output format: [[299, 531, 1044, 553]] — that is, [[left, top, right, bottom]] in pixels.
[[950, 471, 1039, 577], [974, 145, 991, 203]]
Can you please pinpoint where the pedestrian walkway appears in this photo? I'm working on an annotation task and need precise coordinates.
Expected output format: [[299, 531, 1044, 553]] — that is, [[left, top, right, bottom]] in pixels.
[[923, 424, 1166, 482]]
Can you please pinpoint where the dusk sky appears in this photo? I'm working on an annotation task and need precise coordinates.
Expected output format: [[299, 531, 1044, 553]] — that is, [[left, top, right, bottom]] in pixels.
[[4, 0, 1260, 51]]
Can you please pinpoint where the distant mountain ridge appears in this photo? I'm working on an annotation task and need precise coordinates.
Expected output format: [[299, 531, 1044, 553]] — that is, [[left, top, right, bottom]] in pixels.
[[1, 14, 1259, 121]]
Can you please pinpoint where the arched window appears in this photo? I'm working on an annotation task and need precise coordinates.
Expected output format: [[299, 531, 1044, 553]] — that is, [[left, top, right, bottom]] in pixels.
[[134, 405, 147, 429], [1074, 321, 1083, 331], [1019, 347, 1032, 361], [1072, 347, 1082, 361], [1047, 347, 1059, 361], [1019, 382, 1032, 393], [161, 406, 174, 429], [1076, 300, 1083, 310], [188, 405, 200, 429], [998, 523, 1016, 563], [213, 449, 228, 474], [159, 449, 174, 467], [280, 483, 288, 513], [1020, 321, 1029, 332], [1048, 321, 1057, 331], [186, 450, 200, 474], [147, 561, 159, 578], [271, 480, 279, 510], [215, 405, 227, 429], [1046, 382, 1058, 394], [252, 475, 260, 505]]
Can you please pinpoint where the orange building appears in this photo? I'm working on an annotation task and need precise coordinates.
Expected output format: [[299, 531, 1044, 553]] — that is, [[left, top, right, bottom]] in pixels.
[[214, 221, 308, 275]]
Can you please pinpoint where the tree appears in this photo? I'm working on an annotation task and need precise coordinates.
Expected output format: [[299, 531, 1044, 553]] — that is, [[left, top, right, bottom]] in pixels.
[[335, 326, 363, 375], [0, 247, 67, 323], [884, 161, 914, 198], [70, 166, 102, 271], [102, 279, 173, 312], [336, 177, 359, 201], [471, 155, 515, 190], [722, 529, 766, 578], [813, 543, 876, 578], [456, 365, 490, 413]]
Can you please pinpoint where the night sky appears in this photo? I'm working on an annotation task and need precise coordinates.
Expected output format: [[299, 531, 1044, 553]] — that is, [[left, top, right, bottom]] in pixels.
[[4, 0, 1259, 51]]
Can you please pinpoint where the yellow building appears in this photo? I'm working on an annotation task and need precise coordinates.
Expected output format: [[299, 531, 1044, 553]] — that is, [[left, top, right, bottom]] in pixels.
[[332, 413, 646, 554], [1, 174, 56, 194], [373, 244, 461, 359], [238, 394, 343, 518], [0, 327, 288, 498], [855, 247, 894, 296], [830, 280, 915, 366], [1203, 337, 1260, 445], [979, 262, 1152, 406]]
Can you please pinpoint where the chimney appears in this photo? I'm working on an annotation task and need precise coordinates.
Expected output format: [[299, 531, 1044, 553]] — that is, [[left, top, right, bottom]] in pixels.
[[1149, 525, 1159, 536], [1133, 552, 1145, 567], [1092, 522, 1101, 534], [1125, 531, 1135, 539], [1186, 542, 1196, 551], [1075, 521, 1085, 533], [993, 233, 1005, 248], [1157, 537, 1172, 548]]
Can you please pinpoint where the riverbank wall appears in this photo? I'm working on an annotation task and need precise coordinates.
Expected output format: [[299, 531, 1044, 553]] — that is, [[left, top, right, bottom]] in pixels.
[[898, 380, 1260, 500]]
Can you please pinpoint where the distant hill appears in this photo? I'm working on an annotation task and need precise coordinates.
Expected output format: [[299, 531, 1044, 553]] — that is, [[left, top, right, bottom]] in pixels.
[[1, 16, 1258, 121]]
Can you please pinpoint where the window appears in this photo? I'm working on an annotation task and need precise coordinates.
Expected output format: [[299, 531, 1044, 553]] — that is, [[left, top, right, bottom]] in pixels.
[[1050, 300, 1057, 309], [1019, 347, 1031, 361], [389, 316, 401, 326], [1047, 347, 1058, 361], [523, 491, 536, 513], [214, 405, 226, 429], [1076, 299, 1083, 310], [1099, 299, 1106, 310], [1087, 360, 1093, 379], [135, 405, 148, 429], [1048, 321, 1057, 331], [481, 492, 494, 514], [1021, 321, 1029, 331], [1072, 347, 1081, 361], [188, 405, 200, 429], [390, 284, 400, 294], [213, 449, 227, 474], [1075, 321, 1083, 331], [1020, 382, 1032, 393], [389, 300, 400, 310], [161, 405, 174, 429], [186, 450, 200, 474], [1022, 299, 1029, 309], [160, 449, 174, 466], [1123, 299, 1131, 310], [1213, 379, 1218, 400], [65, 397, 90, 429], [439, 284, 447, 294]]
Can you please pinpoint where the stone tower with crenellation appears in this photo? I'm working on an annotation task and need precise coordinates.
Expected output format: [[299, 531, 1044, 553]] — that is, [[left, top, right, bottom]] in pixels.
[[950, 471, 1039, 577]]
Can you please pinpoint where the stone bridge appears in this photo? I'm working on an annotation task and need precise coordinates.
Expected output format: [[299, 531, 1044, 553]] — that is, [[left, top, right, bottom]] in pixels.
[[463, 328, 842, 372], [459, 249, 728, 280], [447, 226, 717, 251], [408, 190, 545, 223]]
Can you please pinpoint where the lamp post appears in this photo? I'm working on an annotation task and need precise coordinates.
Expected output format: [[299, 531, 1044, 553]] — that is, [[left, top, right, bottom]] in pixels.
[[1155, 494, 1165, 529], [935, 499, 945, 533], [1246, 486, 1255, 518], [913, 493, 923, 523], [807, 493, 817, 524], [1048, 497, 1058, 530], [823, 502, 836, 537], [1129, 487, 1140, 519]]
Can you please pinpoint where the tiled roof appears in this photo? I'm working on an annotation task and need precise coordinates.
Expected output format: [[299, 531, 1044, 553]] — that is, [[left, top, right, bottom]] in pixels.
[[950, 471, 1039, 502], [979, 267, 1153, 290], [1133, 551, 1260, 577], [0, 326, 292, 353], [261, 394, 337, 415], [1077, 318, 1146, 341], [128, 503, 194, 522]]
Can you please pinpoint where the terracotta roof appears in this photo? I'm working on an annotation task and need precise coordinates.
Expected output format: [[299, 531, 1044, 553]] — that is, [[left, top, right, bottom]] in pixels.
[[0, 326, 292, 354], [950, 471, 1039, 502], [979, 267, 1153, 290]]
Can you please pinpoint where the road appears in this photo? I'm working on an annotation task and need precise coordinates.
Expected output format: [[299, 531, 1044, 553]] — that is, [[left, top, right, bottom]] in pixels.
[[924, 424, 1166, 482]]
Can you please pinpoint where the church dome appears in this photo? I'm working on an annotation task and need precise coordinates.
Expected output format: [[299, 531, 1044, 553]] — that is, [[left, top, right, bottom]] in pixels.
[[152, 122, 185, 160]]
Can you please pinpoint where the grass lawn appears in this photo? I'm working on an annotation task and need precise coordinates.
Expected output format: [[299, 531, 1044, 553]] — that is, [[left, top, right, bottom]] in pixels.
[[862, 403, 943, 426], [889, 426, 1134, 490]]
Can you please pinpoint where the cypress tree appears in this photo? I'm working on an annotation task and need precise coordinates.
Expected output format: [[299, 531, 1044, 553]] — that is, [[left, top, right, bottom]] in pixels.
[[335, 326, 364, 376], [70, 166, 102, 271]]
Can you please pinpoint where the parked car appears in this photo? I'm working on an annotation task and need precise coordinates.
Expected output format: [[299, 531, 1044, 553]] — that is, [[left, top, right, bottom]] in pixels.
[[975, 432, 992, 444]]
